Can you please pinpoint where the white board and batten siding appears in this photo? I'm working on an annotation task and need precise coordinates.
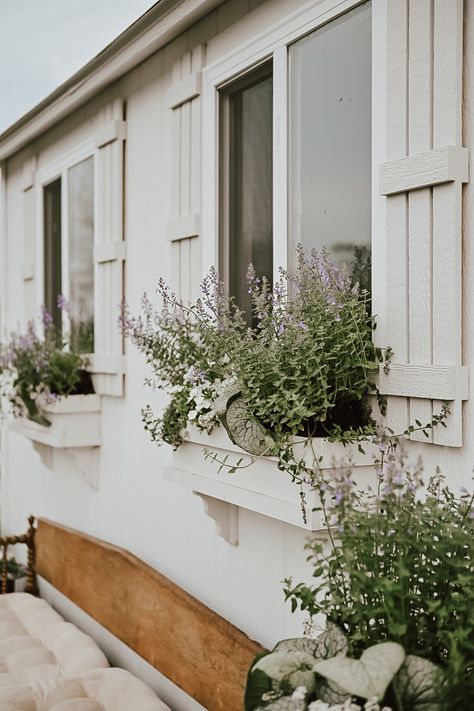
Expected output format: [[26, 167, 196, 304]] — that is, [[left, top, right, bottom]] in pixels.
[[90, 99, 127, 397], [21, 155, 38, 325], [378, 0, 468, 446], [167, 45, 204, 303]]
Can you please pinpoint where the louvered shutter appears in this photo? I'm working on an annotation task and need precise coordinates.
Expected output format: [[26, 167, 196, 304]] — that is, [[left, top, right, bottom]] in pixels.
[[21, 156, 37, 325], [378, 0, 468, 446], [167, 45, 204, 302], [91, 99, 127, 397]]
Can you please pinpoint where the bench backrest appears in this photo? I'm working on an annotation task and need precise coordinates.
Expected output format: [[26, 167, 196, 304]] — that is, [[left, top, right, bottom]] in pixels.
[[35, 518, 263, 711]]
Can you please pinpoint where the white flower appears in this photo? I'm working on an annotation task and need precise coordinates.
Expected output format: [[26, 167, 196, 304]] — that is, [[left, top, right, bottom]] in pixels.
[[308, 702, 330, 711], [188, 410, 198, 421], [291, 687, 307, 701]]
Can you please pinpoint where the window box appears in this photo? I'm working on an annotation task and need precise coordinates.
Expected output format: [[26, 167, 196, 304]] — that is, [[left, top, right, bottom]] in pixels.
[[9, 394, 101, 488], [165, 424, 377, 544]]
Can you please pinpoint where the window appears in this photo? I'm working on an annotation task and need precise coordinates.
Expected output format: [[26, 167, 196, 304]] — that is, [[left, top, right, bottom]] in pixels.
[[219, 63, 273, 315], [288, 2, 372, 286], [43, 155, 94, 351], [43, 179, 62, 331], [214, 1, 372, 300]]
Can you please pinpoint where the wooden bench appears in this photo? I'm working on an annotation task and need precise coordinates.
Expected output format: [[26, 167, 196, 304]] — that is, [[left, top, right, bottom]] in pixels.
[[1, 518, 264, 710]]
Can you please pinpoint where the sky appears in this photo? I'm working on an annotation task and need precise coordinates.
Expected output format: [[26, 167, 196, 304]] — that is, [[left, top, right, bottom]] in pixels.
[[0, 0, 157, 133]]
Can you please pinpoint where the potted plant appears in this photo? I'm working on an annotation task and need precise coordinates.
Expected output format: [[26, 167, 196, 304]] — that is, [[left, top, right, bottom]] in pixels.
[[244, 452, 473, 709], [122, 248, 391, 528], [0, 300, 94, 427], [0, 301, 101, 484], [0, 557, 27, 594]]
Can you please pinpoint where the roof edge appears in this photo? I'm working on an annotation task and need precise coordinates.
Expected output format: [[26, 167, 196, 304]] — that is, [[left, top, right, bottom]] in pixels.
[[0, 0, 223, 162]]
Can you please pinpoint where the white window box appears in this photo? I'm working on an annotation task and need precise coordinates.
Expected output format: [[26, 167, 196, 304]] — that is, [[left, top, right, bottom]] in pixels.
[[165, 424, 377, 545], [9, 394, 101, 488]]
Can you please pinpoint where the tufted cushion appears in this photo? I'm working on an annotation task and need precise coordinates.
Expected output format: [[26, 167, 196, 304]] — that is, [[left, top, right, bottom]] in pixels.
[[0, 668, 170, 710], [0, 594, 108, 684], [0, 595, 169, 710]]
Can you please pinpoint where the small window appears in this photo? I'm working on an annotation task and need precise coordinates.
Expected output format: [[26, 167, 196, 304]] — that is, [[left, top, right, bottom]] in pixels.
[[288, 1, 372, 288], [68, 156, 94, 352], [43, 156, 94, 351], [43, 178, 62, 331], [219, 63, 273, 316]]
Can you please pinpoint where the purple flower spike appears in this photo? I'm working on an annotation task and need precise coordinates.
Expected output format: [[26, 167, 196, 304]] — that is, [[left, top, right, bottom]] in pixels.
[[40, 305, 53, 327], [57, 294, 69, 311]]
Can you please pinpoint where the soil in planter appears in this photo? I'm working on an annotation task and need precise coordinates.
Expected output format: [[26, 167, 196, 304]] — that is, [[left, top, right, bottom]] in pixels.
[[75, 369, 95, 395], [295, 393, 373, 438]]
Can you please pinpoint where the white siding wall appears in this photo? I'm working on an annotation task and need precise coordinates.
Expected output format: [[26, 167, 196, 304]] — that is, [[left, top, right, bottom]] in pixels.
[[1, 0, 474, 708]]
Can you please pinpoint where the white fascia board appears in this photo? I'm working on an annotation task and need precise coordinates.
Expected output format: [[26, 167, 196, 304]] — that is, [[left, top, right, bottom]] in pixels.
[[0, 0, 225, 162]]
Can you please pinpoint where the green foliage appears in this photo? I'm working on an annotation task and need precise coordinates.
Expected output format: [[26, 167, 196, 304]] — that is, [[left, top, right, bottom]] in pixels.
[[121, 288, 230, 448], [124, 247, 378, 458], [0, 556, 26, 579], [193, 247, 376, 441], [0, 310, 92, 425], [283, 454, 474, 710]]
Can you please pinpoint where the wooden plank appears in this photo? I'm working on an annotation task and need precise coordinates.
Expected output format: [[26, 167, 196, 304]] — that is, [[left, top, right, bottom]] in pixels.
[[407, 0, 433, 441], [385, 0, 409, 435], [380, 145, 468, 195], [432, 0, 464, 445], [88, 354, 126, 375], [179, 237, 191, 303], [377, 364, 468, 400], [190, 234, 201, 301], [36, 519, 263, 711], [190, 97, 201, 217], [167, 213, 201, 241], [167, 72, 202, 109], [171, 240, 181, 297], [94, 120, 127, 149], [180, 100, 191, 216]]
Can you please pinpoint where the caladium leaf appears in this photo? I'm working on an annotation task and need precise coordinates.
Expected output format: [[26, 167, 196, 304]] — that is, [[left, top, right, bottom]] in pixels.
[[313, 642, 405, 701], [253, 651, 317, 691], [213, 382, 241, 416], [390, 654, 442, 711], [222, 396, 276, 455], [256, 697, 306, 711], [244, 667, 274, 711], [275, 623, 348, 661]]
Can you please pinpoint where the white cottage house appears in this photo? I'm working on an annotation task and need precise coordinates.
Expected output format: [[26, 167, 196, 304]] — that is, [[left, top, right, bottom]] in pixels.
[[0, 0, 472, 709]]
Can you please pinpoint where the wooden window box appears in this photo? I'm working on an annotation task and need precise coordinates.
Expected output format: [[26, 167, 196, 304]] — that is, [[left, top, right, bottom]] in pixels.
[[165, 425, 377, 544], [9, 395, 102, 488]]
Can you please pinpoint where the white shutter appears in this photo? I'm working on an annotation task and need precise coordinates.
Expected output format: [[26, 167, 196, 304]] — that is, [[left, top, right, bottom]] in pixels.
[[167, 45, 204, 302], [91, 99, 127, 397], [21, 156, 37, 325], [378, 0, 468, 446]]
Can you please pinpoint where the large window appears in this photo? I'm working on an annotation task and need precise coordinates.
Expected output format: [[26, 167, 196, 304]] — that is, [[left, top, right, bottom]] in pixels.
[[289, 2, 372, 286], [43, 155, 94, 351], [219, 64, 273, 315], [216, 1, 371, 301]]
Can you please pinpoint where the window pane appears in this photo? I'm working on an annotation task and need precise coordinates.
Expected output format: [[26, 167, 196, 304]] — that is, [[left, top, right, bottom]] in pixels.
[[68, 156, 94, 352], [289, 2, 371, 289], [43, 179, 62, 331], [221, 67, 273, 316]]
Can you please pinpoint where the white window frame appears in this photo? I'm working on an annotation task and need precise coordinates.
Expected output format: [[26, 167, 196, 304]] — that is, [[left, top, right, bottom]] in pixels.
[[35, 138, 98, 347], [202, 0, 387, 346]]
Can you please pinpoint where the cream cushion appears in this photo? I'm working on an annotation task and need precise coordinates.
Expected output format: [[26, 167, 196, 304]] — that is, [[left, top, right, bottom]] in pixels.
[[0, 668, 170, 710], [0, 594, 108, 683], [0, 595, 170, 710]]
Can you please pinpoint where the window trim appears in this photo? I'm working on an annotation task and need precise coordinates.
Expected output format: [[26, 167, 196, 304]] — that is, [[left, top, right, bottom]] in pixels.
[[35, 138, 98, 346], [218, 60, 273, 293], [202, 0, 386, 343]]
